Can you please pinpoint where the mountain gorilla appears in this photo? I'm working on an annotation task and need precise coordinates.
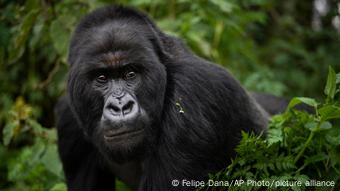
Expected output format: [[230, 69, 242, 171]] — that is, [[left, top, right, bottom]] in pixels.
[[55, 5, 269, 191]]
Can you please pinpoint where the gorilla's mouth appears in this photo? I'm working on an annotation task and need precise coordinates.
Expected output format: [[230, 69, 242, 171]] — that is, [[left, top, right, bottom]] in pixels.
[[104, 128, 144, 141]]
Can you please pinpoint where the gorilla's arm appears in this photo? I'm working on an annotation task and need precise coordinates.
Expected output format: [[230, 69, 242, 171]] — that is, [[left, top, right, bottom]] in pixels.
[[55, 96, 116, 191], [252, 92, 314, 115], [138, 35, 268, 190], [251, 93, 289, 115]]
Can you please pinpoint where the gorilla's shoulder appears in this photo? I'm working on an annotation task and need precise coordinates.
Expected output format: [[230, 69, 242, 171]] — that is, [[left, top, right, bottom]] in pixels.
[[54, 95, 77, 132]]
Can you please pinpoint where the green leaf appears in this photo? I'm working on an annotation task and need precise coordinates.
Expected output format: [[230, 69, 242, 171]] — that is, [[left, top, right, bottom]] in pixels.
[[14, 9, 40, 48], [305, 121, 318, 131], [336, 73, 340, 84], [41, 145, 63, 177], [287, 97, 318, 110], [27, 118, 44, 134], [50, 183, 67, 191], [2, 121, 18, 146], [305, 121, 331, 131], [24, 0, 40, 11], [116, 179, 132, 191], [319, 121, 332, 130], [304, 153, 328, 165], [31, 140, 46, 164], [319, 105, 340, 121], [324, 66, 336, 99], [267, 128, 283, 145], [9, 9, 40, 63], [291, 185, 302, 191], [49, 18, 70, 62], [326, 134, 340, 146], [210, 0, 235, 13]]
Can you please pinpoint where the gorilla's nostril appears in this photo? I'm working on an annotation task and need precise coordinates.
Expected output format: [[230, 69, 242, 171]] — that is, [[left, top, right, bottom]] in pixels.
[[108, 104, 121, 114], [122, 101, 134, 115]]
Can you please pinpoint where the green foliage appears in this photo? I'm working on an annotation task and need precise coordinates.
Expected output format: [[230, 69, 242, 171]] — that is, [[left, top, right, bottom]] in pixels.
[[0, 97, 64, 190], [0, 0, 339, 190], [201, 67, 340, 190]]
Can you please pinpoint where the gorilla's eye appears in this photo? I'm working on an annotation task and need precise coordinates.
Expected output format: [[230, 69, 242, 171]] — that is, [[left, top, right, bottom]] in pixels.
[[96, 75, 108, 83], [124, 71, 136, 80]]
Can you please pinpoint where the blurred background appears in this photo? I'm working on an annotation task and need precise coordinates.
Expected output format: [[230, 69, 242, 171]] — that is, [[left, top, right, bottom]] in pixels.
[[0, 0, 339, 190]]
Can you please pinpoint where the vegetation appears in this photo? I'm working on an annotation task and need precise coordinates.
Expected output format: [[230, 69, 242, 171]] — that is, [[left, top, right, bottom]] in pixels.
[[0, 0, 339, 191], [201, 67, 340, 191]]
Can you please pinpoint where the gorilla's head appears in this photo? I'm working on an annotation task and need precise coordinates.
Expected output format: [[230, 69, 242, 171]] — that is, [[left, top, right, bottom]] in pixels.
[[66, 7, 167, 161]]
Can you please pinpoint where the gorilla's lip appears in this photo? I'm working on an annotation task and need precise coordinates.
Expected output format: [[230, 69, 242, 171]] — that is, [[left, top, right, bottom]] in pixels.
[[104, 128, 144, 140]]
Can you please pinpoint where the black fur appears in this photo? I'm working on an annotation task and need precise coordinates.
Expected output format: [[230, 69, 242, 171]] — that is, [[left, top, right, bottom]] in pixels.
[[55, 5, 268, 191], [252, 92, 314, 115]]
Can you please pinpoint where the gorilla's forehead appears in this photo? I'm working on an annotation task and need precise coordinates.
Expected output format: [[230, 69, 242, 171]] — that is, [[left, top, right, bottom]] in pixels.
[[73, 20, 159, 68]]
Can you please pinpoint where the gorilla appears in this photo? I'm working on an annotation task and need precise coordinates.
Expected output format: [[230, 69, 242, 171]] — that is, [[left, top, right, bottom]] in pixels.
[[55, 5, 270, 191]]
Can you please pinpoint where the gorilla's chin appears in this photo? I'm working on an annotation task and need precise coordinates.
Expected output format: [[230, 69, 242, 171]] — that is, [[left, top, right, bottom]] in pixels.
[[95, 132, 146, 162], [92, 119, 148, 162]]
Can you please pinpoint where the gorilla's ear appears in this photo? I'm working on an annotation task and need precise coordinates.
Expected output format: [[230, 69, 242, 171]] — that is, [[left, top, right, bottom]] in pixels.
[[142, 20, 174, 64], [142, 16, 190, 65], [67, 33, 83, 66]]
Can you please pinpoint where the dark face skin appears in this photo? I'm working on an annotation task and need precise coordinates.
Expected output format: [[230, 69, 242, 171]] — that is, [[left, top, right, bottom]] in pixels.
[[67, 21, 167, 162], [92, 53, 149, 161]]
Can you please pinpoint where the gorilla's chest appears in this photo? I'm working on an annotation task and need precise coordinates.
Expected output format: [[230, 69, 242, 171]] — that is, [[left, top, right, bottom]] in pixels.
[[108, 161, 142, 190]]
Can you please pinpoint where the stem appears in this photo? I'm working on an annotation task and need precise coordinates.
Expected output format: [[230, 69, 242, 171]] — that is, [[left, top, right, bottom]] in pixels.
[[170, 0, 176, 19], [294, 131, 315, 163]]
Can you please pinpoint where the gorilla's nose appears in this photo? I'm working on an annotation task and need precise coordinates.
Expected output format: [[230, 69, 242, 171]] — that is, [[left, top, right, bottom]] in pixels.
[[108, 99, 134, 116], [103, 93, 138, 121]]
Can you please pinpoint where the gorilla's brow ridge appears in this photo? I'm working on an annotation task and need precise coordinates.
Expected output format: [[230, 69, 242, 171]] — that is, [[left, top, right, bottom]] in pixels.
[[103, 51, 126, 66]]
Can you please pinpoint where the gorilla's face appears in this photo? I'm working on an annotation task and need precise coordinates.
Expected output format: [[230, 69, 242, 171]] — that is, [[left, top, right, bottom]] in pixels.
[[67, 21, 167, 161]]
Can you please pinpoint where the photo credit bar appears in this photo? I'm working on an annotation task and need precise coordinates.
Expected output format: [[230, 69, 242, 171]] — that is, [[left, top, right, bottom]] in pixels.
[[170, 179, 336, 188], [171, 179, 245, 188]]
